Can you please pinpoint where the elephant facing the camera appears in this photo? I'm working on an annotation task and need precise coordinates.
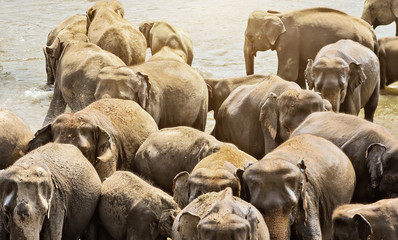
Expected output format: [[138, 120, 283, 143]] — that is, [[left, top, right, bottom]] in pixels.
[[244, 7, 377, 88], [305, 39, 380, 122], [361, 0, 398, 36]]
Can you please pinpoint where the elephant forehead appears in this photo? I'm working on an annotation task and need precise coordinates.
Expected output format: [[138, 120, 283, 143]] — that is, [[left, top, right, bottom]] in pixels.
[[190, 168, 234, 181], [199, 213, 250, 230], [244, 160, 300, 181], [3, 165, 51, 183], [314, 57, 348, 69], [98, 66, 135, 80]]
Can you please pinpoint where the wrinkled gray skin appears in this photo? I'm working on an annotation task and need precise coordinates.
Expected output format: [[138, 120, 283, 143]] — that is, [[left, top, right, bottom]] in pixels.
[[332, 198, 398, 240], [305, 39, 380, 122], [139, 21, 194, 65], [0, 143, 101, 240], [94, 61, 208, 131], [244, 7, 378, 88], [204, 75, 266, 118], [378, 37, 398, 88], [361, 0, 398, 36], [43, 14, 86, 85], [0, 108, 33, 169], [43, 40, 126, 126], [292, 112, 398, 203], [29, 99, 158, 181], [214, 74, 327, 159], [172, 188, 270, 240], [173, 145, 257, 209], [241, 134, 355, 240], [133, 126, 225, 193], [86, 0, 146, 65], [99, 171, 180, 240]]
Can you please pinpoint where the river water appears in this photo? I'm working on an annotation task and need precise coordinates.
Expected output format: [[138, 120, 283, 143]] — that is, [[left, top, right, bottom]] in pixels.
[[0, 0, 397, 135]]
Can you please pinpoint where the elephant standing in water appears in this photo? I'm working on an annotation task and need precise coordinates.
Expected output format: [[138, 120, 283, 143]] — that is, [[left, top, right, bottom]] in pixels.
[[305, 39, 380, 121], [361, 0, 398, 36], [378, 37, 398, 88], [244, 7, 378, 88]]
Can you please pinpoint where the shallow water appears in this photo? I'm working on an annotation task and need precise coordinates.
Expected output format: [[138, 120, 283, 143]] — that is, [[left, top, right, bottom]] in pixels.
[[0, 0, 397, 136]]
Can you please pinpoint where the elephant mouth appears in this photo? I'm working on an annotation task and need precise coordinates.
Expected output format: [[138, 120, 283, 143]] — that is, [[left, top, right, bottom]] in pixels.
[[372, 18, 380, 29]]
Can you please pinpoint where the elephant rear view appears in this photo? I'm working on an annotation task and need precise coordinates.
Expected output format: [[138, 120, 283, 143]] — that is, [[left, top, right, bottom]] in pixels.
[[244, 7, 378, 88]]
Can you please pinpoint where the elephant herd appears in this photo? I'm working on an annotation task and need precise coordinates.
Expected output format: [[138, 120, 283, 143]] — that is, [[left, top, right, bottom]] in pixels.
[[1, 0, 398, 239]]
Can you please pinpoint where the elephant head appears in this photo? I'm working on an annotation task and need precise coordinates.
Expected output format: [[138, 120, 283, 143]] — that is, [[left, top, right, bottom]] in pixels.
[[139, 21, 156, 48], [86, 0, 124, 32], [332, 213, 373, 240], [0, 166, 54, 240], [28, 112, 116, 179], [305, 57, 366, 112], [361, 0, 398, 30], [260, 89, 325, 143], [94, 66, 151, 110], [177, 188, 262, 240], [244, 10, 285, 75], [241, 159, 309, 240]]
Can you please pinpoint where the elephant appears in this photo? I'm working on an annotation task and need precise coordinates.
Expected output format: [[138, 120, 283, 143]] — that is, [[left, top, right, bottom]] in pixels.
[[43, 14, 87, 85], [29, 98, 158, 181], [94, 60, 208, 131], [172, 187, 270, 240], [86, 0, 147, 66], [139, 21, 194, 65], [361, 0, 398, 36], [0, 108, 33, 169], [173, 144, 257, 209], [214, 74, 327, 159], [240, 134, 356, 240], [42, 40, 126, 125], [332, 198, 398, 240], [133, 126, 227, 193], [0, 143, 101, 239], [305, 39, 380, 122], [244, 7, 378, 88], [378, 37, 398, 88], [204, 74, 266, 118], [99, 171, 180, 240], [291, 111, 398, 203]]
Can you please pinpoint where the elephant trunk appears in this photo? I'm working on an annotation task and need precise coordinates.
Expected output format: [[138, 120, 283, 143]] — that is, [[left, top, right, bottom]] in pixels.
[[262, 211, 291, 240], [322, 90, 340, 113], [244, 37, 254, 75], [361, 8, 372, 26]]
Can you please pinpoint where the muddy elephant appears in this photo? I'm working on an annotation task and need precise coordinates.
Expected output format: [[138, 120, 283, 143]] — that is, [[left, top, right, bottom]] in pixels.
[[292, 111, 398, 203], [29, 99, 158, 181], [0, 143, 101, 239], [43, 40, 126, 125], [379, 37, 398, 88], [361, 0, 398, 36], [86, 0, 146, 65], [139, 20, 194, 65], [214, 74, 327, 159], [205, 74, 266, 118], [43, 14, 87, 85], [305, 39, 380, 121], [99, 171, 180, 240], [173, 145, 257, 208], [133, 126, 226, 193], [332, 198, 398, 240], [240, 134, 356, 240], [0, 108, 33, 169], [244, 7, 378, 88], [172, 187, 270, 240], [94, 60, 208, 131]]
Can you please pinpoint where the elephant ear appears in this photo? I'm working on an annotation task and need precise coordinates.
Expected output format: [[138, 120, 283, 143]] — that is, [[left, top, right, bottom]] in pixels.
[[45, 38, 63, 62], [259, 92, 278, 140], [159, 209, 180, 238], [173, 171, 190, 209], [96, 126, 116, 164], [305, 59, 315, 90], [136, 72, 151, 109], [177, 212, 200, 240], [127, 200, 159, 240], [237, 166, 251, 202], [246, 207, 260, 240], [349, 62, 366, 91], [138, 21, 155, 48], [28, 124, 53, 152], [353, 214, 373, 240], [86, 6, 96, 32], [365, 143, 386, 189], [263, 15, 286, 46]]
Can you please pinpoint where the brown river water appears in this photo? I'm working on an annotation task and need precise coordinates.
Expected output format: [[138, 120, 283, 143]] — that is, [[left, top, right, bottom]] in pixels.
[[0, 0, 397, 136]]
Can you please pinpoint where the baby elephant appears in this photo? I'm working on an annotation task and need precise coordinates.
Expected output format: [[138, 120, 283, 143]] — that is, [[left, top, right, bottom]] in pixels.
[[99, 171, 180, 240], [0, 143, 101, 239], [332, 198, 398, 240], [173, 145, 257, 208], [172, 187, 270, 240]]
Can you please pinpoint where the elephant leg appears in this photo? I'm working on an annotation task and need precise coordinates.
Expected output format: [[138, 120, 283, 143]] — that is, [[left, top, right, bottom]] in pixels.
[[379, 54, 387, 89], [192, 103, 207, 131], [364, 85, 379, 122], [395, 20, 398, 37], [43, 82, 67, 126]]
